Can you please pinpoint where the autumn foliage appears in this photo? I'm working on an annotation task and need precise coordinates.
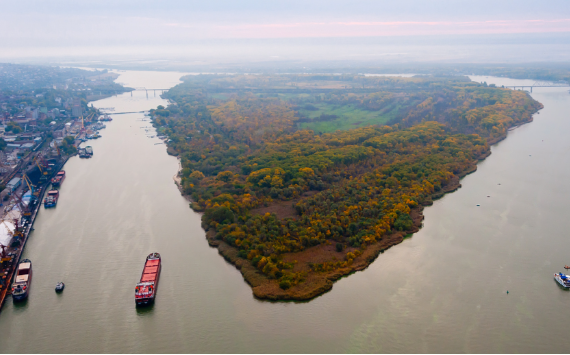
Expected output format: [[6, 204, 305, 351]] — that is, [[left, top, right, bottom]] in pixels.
[[152, 75, 542, 293]]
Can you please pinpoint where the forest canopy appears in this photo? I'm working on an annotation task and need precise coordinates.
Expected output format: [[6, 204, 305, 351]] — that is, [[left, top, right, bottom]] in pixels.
[[152, 74, 542, 299]]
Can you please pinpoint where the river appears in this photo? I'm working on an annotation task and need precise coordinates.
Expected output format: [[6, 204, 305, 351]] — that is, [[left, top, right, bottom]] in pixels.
[[0, 72, 569, 353]]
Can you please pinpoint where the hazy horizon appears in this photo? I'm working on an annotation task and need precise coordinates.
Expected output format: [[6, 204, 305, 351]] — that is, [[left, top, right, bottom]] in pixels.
[[2, 0, 570, 67]]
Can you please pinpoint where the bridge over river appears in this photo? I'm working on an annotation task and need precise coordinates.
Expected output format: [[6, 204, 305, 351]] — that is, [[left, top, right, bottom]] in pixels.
[[503, 80, 570, 92]]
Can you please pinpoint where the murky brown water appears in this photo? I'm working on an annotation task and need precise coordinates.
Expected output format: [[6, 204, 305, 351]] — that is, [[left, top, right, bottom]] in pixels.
[[0, 72, 569, 353]]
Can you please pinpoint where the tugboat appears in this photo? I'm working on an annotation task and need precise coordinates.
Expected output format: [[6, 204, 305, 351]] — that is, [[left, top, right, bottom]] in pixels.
[[51, 171, 66, 187], [44, 190, 59, 208], [135, 252, 161, 307], [12, 259, 32, 301], [554, 272, 570, 288], [55, 282, 65, 292]]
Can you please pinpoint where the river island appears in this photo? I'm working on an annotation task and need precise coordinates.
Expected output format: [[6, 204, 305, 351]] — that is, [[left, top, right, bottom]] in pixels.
[[151, 74, 542, 300]]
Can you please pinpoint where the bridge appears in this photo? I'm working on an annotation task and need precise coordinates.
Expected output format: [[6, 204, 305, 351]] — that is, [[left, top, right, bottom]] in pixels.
[[130, 87, 170, 98], [503, 81, 570, 93]]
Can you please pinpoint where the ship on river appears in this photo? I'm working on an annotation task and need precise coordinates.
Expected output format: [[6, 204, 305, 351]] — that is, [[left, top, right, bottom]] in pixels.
[[135, 252, 161, 306], [44, 190, 59, 208], [51, 171, 65, 187], [99, 114, 113, 122], [554, 272, 570, 288], [12, 259, 32, 302]]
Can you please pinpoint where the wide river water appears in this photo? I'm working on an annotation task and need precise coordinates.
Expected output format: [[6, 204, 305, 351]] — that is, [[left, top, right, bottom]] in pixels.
[[0, 72, 569, 353]]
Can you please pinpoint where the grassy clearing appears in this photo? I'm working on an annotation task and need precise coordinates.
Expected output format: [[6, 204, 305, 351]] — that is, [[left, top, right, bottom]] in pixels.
[[296, 103, 398, 133]]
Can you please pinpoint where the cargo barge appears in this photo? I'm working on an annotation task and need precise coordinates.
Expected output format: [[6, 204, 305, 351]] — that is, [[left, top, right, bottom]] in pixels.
[[44, 190, 59, 208], [11, 259, 32, 302], [135, 252, 161, 306], [51, 171, 66, 187]]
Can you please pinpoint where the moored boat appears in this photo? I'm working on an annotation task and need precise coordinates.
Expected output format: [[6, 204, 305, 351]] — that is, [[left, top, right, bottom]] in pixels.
[[44, 190, 59, 208], [554, 272, 570, 288], [51, 170, 66, 187], [85, 146, 93, 157], [135, 252, 161, 306], [12, 259, 32, 301], [99, 114, 113, 122]]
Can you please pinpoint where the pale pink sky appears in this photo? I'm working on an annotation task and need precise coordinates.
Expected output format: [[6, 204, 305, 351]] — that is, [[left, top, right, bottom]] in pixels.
[[165, 18, 570, 38], [2, 0, 570, 62]]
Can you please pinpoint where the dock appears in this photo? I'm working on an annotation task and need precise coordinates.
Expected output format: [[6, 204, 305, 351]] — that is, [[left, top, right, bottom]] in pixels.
[[0, 157, 68, 311]]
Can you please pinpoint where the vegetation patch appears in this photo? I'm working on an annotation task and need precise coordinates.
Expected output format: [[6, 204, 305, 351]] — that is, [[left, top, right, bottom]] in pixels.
[[153, 74, 542, 300]]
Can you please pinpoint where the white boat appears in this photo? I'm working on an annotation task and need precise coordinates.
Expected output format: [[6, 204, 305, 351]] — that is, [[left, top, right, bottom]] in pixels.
[[554, 272, 570, 288]]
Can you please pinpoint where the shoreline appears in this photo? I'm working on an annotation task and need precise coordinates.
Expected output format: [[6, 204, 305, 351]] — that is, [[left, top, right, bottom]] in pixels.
[[1, 78, 131, 310], [0, 157, 69, 311], [188, 113, 536, 301]]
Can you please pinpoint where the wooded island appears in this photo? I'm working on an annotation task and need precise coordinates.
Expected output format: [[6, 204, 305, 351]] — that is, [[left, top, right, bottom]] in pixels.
[[151, 75, 542, 300]]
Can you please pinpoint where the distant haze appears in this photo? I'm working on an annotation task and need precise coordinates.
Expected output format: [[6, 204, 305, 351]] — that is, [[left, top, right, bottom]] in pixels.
[[2, 0, 570, 65]]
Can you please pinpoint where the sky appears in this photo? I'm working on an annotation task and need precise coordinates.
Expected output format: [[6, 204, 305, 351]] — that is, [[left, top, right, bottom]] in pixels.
[[2, 0, 570, 65]]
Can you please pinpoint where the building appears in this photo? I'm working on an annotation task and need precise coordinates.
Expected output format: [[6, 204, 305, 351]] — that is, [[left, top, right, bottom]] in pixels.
[[71, 98, 82, 117], [20, 143, 35, 151], [48, 108, 60, 119], [6, 177, 21, 192]]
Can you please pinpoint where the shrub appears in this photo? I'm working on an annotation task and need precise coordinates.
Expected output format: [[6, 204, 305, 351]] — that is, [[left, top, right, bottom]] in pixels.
[[394, 212, 413, 231], [251, 256, 262, 266], [279, 279, 291, 290], [336, 243, 343, 252], [206, 206, 235, 224]]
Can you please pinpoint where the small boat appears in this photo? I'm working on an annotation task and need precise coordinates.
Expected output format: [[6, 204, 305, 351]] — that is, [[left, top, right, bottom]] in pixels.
[[565, 265, 570, 270], [554, 272, 570, 288], [55, 282, 65, 292]]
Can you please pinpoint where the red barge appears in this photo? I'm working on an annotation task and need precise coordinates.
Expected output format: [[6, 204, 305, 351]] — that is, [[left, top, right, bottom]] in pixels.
[[51, 171, 65, 187], [135, 252, 161, 306]]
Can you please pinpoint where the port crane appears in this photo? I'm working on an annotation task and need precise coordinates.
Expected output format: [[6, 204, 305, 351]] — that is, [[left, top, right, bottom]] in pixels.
[[78, 112, 95, 138], [11, 179, 34, 222], [0, 242, 9, 263], [33, 153, 52, 183], [0, 216, 20, 247], [0, 241, 10, 292]]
